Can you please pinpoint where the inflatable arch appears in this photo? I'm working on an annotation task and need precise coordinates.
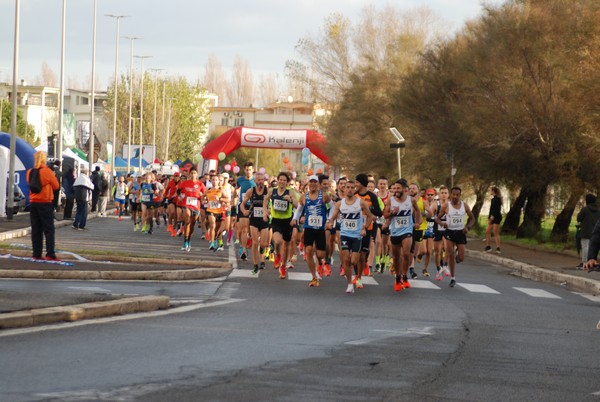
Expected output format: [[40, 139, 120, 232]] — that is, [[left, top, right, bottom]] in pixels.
[[0, 132, 36, 206], [201, 127, 329, 173]]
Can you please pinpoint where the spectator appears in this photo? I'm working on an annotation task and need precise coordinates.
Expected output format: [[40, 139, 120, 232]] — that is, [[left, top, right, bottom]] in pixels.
[[90, 166, 101, 212], [484, 186, 503, 254], [577, 194, 600, 269], [26, 151, 60, 260], [62, 167, 75, 220], [73, 167, 94, 230], [98, 172, 109, 216], [52, 160, 62, 217]]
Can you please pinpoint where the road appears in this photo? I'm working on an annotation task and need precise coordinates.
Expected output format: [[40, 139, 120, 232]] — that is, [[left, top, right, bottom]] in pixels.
[[0, 251, 599, 402]]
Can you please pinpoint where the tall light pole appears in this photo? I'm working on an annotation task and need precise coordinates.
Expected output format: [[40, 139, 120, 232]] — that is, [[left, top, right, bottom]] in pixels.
[[124, 36, 141, 174], [57, 0, 66, 173], [161, 78, 166, 159], [88, 0, 98, 172], [7, 0, 20, 220], [165, 97, 175, 162], [106, 14, 129, 185], [389, 127, 406, 180], [148, 68, 163, 163], [134, 55, 151, 172]]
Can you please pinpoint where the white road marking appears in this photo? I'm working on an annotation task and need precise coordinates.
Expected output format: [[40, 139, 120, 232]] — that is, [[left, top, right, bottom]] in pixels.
[[359, 276, 379, 286], [67, 286, 113, 293], [457, 283, 501, 294], [514, 287, 561, 299], [571, 292, 600, 303], [0, 298, 244, 338], [287, 272, 313, 282], [408, 279, 441, 290], [228, 269, 259, 278], [591, 390, 600, 396]]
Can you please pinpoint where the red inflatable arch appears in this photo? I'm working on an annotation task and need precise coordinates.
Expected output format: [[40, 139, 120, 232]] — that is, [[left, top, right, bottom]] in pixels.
[[201, 127, 329, 172]]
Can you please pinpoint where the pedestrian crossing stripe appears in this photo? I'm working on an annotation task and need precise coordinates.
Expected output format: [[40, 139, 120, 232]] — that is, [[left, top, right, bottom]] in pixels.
[[456, 283, 501, 294], [514, 287, 561, 299], [226, 270, 599, 302]]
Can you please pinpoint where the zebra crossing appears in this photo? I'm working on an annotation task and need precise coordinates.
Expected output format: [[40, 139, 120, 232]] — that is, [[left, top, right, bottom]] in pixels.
[[228, 268, 599, 302]]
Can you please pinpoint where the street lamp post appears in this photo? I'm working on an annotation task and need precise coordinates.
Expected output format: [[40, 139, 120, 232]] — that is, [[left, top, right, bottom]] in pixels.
[[134, 55, 151, 173], [389, 127, 406, 180], [88, 0, 98, 172], [57, 0, 66, 174], [7, 0, 20, 220], [148, 68, 163, 163], [124, 36, 141, 174], [106, 14, 129, 186]]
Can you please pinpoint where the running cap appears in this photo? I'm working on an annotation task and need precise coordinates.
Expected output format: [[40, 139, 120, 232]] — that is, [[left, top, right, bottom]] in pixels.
[[221, 172, 229, 179], [173, 172, 180, 177], [308, 175, 319, 182], [426, 188, 436, 195]]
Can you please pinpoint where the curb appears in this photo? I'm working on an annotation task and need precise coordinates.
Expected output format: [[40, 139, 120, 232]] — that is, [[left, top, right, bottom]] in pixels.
[[467, 249, 600, 295], [0, 295, 170, 330], [0, 267, 232, 281]]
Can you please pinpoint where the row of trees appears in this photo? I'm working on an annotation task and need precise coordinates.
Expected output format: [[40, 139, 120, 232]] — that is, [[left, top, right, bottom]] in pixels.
[[288, 0, 600, 241]]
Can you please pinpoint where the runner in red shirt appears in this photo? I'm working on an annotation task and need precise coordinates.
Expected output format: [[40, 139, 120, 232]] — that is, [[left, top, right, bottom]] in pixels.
[[163, 172, 181, 236], [178, 169, 206, 251]]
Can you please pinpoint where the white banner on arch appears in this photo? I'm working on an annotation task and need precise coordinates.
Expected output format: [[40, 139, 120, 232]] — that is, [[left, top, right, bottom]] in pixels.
[[240, 127, 307, 149]]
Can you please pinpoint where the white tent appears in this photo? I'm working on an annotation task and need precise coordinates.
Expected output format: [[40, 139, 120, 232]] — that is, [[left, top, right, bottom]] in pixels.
[[63, 148, 87, 166], [35, 140, 48, 153]]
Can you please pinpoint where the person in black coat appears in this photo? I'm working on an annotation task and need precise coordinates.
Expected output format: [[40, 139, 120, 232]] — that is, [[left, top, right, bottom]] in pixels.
[[90, 166, 101, 212], [62, 167, 75, 220]]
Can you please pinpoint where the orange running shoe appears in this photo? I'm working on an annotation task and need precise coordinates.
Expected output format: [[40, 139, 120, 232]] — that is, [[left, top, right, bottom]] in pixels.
[[274, 253, 282, 269], [324, 263, 331, 277], [279, 265, 287, 279], [167, 224, 173, 233], [394, 276, 404, 292], [403, 279, 411, 289], [355, 278, 363, 289], [309, 277, 319, 287], [318, 263, 324, 278], [363, 264, 370, 277]]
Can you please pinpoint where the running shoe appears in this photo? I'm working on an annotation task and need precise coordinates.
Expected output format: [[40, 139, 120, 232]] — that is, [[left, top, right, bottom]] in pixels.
[[167, 224, 173, 233], [274, 253, 282, 269], [43, 255, 61, 262], [309, 277, 319, 287], [355, 278, 363, 289], [186, 242, 191, 252], [252, 265, 259, 275], [449, 279, 456, 287], [241, 252, 248, 261], [443, 266, 451, 277], [290, 254, 297, 262], [484, 246, 492, 252], [339, 265, 345, 276], [279, 265, 287, 279], [133, 224, 139, 232], [246, 237, 252, 248], [394, 276, 404, 292], [363, 264, 370, 277], [217, 246, 224, 251], [375, 264, 381, 274], [422, 269, 430, 277], [234, 239, 240, 245], [318, 263, 324, 278], [118, 216, 122, 221], [409, 267, 418, 279], [286, 262, 294, 270], [171, 229, 177, 237], [209, 241, 216, 251], [260, 262, 266, 270], [495, 248, 501, 254], [435, 270, 443, 281], [238, 245, 244, 257], [181, 241, 188, 251], [402, 277, 411, 289], [324, 263, 331, 277], [346, 284, 355, 294]]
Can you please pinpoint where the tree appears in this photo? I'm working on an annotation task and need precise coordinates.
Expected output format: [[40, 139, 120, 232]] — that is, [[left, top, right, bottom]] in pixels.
[[0, 100, 37, 144], [227, 56, 254, 107], [202, 54, 228, 106]]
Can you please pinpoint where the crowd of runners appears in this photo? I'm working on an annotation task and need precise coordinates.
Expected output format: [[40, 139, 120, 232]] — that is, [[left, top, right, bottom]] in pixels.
[[116, 161, 476, 295]]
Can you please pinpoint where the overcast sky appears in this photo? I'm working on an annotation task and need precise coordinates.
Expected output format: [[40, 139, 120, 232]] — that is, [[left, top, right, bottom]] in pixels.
[[0, 0, 503, 90]]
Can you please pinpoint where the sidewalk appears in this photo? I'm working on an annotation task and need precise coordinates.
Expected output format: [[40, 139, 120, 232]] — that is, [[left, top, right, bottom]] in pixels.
[[0, 211, 232, 330], [0, 212, 598, 330]]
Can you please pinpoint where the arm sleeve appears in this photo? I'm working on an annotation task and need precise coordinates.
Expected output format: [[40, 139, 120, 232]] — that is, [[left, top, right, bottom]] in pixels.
[[293, 204, 304, 221], [370, 193, 383, 217]]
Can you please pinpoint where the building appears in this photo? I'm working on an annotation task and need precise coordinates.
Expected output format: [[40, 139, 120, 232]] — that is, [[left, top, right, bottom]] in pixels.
[[0, 82, 108, 159]]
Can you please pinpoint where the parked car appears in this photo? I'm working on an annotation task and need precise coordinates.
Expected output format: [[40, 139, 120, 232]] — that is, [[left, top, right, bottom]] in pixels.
[[5, 183, 26, 215]]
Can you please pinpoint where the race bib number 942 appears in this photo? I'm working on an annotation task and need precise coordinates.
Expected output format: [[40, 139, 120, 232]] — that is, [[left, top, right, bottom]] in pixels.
[[393, 216, 410, 228]]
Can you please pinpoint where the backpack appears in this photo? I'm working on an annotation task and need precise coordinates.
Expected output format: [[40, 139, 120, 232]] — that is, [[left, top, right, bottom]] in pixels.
[[29, 168, 42, 194]]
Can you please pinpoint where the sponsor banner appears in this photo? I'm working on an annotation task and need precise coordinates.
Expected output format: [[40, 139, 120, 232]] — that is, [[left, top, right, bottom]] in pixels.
[[240, 128, 307, 149]]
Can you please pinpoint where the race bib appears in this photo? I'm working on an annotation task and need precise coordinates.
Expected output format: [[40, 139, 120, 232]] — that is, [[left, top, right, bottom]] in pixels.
[[273, 199, 288, 212], [342, 219, 359, 231], [209, 201, 221, 210], [308, 215, 323, 228], [450, 216, 464, 227], [376, 216, 386, 225], [253, 207, 264, 217], [141, 194, 151, 202], [186, 196, 198, 207], [393, 216, 410, 228]]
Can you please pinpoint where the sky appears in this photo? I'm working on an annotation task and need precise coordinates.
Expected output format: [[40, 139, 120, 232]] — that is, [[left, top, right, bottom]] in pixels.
[[0, 0, 504, 90]]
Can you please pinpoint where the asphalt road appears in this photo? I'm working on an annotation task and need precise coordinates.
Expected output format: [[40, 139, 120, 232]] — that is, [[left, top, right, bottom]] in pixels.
[[0, 253, 599, 402]]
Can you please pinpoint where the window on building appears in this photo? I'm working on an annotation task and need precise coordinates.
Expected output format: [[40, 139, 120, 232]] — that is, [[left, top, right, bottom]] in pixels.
[[234, 118, 245, 126], [221, 118, 228, 126], [81, 97, 89, 105]]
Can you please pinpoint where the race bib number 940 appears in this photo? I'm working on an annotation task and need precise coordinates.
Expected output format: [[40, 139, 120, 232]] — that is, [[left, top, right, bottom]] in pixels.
[[342, 219, 359, 231]]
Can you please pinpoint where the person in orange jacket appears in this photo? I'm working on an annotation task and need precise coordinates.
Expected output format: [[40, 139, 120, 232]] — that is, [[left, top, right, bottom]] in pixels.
[[27, 151, 60, 261]]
